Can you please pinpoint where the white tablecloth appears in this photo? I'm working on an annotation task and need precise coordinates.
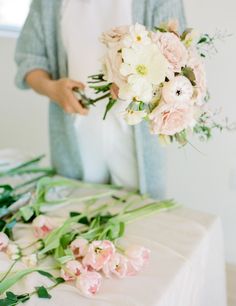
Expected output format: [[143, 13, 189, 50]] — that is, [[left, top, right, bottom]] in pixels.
[[0, 150, 227, 306]]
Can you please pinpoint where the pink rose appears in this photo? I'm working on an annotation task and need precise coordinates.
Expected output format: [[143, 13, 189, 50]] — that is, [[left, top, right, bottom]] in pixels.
[[187, 48, 207, 100], [102, 47, 127, 89], [32, 215, 55, 238], [70, 238, 89, 259], [154, 32, 188, 72], [103, 253, 128, 279], [162, 76, 194, 105], [83, 240, 115, 271], [0, 232, 9, 251], [76, 271, 102, 297], [61, 260, 85, 282], [101, 26, 129, 47], [125, 245, 150, 275], [149, 103, 195, 136]]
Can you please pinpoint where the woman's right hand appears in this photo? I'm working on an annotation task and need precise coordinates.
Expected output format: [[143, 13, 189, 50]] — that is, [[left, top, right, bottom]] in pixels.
[[47, 78, 88, 115], [25, 70, 88, 115]]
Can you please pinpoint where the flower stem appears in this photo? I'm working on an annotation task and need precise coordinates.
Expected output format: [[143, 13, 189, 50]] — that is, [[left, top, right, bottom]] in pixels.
[[0, 259, 18, 282]]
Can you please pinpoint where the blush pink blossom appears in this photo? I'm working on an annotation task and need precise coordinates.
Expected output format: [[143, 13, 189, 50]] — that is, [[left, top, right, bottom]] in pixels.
[[101, 26, 129, 47], [103, 253, 128, 279], [61, 260, 85, 282], [125, 245, 150, 274], [102, 46, 127, 89], [82, 240, 115, 271], [187, 48, 207, 100], [76, 271, 102, 297], [70, 238, 89, 259], [149, 103, 195, 136], [32, 215, 55, 238], [154, 32, 188, 72], [0, 232, 9, 251]]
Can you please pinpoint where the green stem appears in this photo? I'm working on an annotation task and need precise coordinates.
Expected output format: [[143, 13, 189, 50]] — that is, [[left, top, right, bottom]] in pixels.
[[0, 260, 18, 282]]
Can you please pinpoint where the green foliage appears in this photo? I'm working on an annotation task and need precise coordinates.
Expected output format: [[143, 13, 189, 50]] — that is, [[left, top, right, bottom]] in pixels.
[[103, 98, 117, 120], [36, 286, 51, 299], [0, 291, 30, 306]]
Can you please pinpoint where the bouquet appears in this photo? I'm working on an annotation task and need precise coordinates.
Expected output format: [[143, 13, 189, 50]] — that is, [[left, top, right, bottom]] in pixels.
[[77, 21, 230, 146]]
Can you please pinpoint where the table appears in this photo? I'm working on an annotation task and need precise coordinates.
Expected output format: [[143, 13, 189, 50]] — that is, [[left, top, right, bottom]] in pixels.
[[0, 150, 227, 306]]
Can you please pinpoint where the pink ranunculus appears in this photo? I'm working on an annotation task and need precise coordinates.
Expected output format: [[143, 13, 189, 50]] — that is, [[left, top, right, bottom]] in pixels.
[[70, 238, 89, 259], [162, 76, 194, 105], [76, 271, 102, 297], [154, 32, 188, 72], [125, 245, 150, 274], [100, 25, 129, 47], [0, 232, 9, 251], [103, 253, 128, 279], [32, 215, 55, 238], [82, 240, 115, 271], [61, 260, 85, 282], [187, 48, 207, 100], [149, 103, 195, 136]]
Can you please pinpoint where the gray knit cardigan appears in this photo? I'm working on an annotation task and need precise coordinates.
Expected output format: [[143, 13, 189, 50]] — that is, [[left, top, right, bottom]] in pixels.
[[15, 0, 186, 199]]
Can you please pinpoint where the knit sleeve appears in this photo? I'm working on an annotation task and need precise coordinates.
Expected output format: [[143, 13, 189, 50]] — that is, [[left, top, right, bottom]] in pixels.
[[153, 0, 187, 32], [14, 0, 51, 89]]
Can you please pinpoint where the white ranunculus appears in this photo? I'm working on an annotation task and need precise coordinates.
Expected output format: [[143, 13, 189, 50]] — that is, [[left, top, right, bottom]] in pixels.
[[120, 44, 169, 102], [162, 76, 194, 105], [123, 110, 147, 125]]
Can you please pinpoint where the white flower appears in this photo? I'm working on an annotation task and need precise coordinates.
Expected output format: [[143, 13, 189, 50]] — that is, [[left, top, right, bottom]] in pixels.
[[123, 23, 151, 49], [123, 109, 147, 125], [121, 44, 168, 85], [162, 76, 194, 105], [6, 244, 21, 260], [22, 254, 38, 267]]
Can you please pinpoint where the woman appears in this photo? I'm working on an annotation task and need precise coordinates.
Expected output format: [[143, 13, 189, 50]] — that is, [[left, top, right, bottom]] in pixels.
[[15, 0, 186, 199]]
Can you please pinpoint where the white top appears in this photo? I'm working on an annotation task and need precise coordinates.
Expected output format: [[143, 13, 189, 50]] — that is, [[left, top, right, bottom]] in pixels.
[[61, 0, 138, 189]]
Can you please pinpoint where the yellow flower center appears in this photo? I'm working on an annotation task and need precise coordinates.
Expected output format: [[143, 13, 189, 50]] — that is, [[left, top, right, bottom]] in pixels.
[[136, 35, 142, 42], [136, 64, 148, 76]]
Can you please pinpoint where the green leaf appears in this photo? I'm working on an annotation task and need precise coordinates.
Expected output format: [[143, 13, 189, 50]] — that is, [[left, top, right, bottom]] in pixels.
[[55, 277, 65, 284], [20, 206, 34, 222], [0, 268, 37, 295], [103, 98, 117, 120], [37, 270, 55, 282], [56, 255, 74, 265], [6, 292, 18, 302], [119, 222, 125, 238], [36, 286, 51, 299], [182, 67, 196, 85], [60, 232, 76, 249]]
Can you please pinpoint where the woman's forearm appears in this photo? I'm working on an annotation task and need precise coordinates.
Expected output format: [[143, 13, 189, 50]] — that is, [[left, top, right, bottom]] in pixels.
[[25, 69, 88, 115], [25, 69, 55, 100]]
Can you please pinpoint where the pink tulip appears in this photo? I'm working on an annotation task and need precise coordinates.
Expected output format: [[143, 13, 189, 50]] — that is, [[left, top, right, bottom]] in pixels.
[[125, 245, 150, 275], [70, 238, 88, 258], [0, 232, 9, 251], [76, 271, 102, 297], [61, 260, 85, 282], [32, 215, 55, 238], [103, 253, 128, 279], [83, 240, 115, 271]]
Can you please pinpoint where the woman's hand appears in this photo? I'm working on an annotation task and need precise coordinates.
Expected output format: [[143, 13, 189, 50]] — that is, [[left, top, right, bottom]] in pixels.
[[25, 70, 88, 115], [47, 78, 88, 115]]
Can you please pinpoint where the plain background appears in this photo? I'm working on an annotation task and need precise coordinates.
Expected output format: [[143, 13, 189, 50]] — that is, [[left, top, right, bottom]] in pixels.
[[0, 0, 235, 266]]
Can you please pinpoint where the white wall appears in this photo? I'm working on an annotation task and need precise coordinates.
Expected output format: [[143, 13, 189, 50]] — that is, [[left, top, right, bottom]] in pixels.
[[0, 35, 49, 159], [0, 0, 236, 263]]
